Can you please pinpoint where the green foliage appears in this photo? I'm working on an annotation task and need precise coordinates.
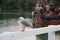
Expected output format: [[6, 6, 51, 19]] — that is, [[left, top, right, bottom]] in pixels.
[[0, 0, 60, 11], [0, 0, 37, 11], [36, 33, 48, 40]]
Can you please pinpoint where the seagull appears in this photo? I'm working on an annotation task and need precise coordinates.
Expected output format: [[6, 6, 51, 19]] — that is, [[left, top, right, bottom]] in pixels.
[[18, 17, 33, 31]]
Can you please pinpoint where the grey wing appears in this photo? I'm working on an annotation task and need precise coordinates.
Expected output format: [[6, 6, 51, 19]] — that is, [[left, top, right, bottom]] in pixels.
[[20, 20, 32, 27]]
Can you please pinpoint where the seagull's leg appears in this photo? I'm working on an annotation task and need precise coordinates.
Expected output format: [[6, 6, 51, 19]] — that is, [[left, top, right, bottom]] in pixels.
[[21, 27, 25, 32]]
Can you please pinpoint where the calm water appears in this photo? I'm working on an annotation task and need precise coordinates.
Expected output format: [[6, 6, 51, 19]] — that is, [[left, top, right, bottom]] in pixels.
[[0, 19, 17, 27]]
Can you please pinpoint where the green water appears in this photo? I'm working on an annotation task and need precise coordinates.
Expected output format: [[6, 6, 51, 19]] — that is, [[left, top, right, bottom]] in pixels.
[[0, 11, 32, 20]]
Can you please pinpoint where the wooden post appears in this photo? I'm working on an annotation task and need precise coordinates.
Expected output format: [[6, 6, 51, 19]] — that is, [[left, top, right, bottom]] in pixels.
[[48, 25, 55, 40], [48, 32, 55, 40]]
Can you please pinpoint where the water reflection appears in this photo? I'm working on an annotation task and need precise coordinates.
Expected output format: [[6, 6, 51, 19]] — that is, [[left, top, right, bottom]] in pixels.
[[0, 19, 20, 32], [0, 19, 18, 27]]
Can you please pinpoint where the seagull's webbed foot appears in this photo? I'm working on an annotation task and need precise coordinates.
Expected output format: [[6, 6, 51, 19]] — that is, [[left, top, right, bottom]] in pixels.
[[20, 27, 25, 32]]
